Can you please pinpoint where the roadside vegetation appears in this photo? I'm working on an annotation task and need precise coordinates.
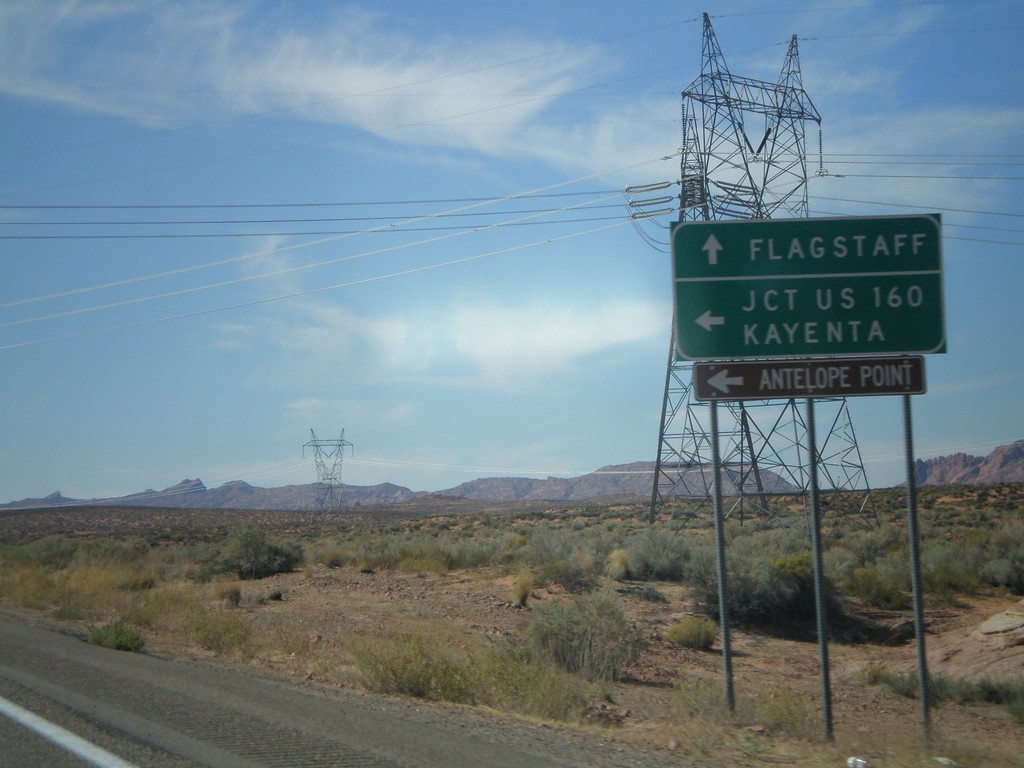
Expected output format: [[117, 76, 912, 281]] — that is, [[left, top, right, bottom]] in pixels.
[[0, 482, 1022, 766]]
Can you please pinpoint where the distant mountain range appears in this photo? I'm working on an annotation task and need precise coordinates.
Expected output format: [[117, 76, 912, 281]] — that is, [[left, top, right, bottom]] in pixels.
[[5, 441, 1021, 511], [3, 462, 784, 511], [914, 440, 1024, 485]]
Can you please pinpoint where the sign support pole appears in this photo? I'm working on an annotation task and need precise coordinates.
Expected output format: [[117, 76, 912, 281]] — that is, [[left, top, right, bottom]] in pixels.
[[903, 394, 931, 737], [709, 401, 735, 713], [805, 399, 834, 740]]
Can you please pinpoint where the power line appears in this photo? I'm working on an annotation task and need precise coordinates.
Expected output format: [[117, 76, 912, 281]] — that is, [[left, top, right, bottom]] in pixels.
[[0, 190, 619, 210], [0, 215, 626, 241], [0, 152, 678, 313], [0, 220, 630, 351], [0, 203, 625, 227], [0, 195, 623, 324], [813, 195, 1024, 219]]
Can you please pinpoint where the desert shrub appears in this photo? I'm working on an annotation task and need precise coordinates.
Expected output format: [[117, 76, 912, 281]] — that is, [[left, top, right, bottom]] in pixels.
[[319, 546, 350, 569], [86, 619, 146, 652], [980, 557, 1024, 594], [624, 527, 688, 581], [844, 525, 907, 567], [512, 569, 533, 608], [351, 632, 474, 703], [192, 526, 303, 582], [845, 566, 910, 610], [75, 537, 149, 566], [519, 529, 597, 592], [383, 538, 454, 573], [922, 544, 982, 601], [636, 583, 668, 603], [869, 669, 1024, 721], [16, 536, 79, 570], [185, 610, 252, 655], [667, 616, 718, 650], [351, 632, 584, 719], [674, 677, 813, 737], [120, 584, 200, 632], [468, 643, 585, 720], [526, 591, 645, 681], [979, 526, 1024, 593], [0, 564, 59, 609], [214, 581, 242, 607], [605, 549, 632, 581], [690, 546, 843, 629]]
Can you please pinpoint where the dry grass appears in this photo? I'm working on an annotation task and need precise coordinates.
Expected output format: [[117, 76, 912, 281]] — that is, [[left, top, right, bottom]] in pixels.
[[0, 487, 1022, 767]]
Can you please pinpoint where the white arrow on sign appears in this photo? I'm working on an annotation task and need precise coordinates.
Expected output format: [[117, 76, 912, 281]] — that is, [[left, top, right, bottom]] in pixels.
[[702, 234, 723, 265], [707, 369, 744, 394], [695, 310, 725, 331]]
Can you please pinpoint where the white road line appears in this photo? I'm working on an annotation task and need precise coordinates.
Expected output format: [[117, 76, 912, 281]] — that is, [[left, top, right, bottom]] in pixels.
[[0, 694, 139, 768]]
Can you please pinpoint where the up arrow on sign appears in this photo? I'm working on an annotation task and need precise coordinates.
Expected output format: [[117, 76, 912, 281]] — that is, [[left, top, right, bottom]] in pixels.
[[702, 234, 723, 265]]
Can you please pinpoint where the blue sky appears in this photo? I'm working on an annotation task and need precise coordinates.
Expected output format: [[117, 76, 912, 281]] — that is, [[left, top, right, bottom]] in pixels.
[[1, 0, 1022, 502]]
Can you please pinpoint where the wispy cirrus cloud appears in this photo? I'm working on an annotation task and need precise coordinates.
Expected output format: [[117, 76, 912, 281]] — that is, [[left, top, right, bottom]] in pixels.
[[2, 1, 649, 167]]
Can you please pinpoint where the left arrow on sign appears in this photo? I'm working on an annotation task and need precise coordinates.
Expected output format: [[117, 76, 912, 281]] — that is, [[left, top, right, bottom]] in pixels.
[[708, 369, 744, 394], [695, 310, 725, 331]]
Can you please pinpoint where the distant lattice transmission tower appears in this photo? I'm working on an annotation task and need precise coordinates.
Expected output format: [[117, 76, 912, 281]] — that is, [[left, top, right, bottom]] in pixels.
[[650, 14, 876, 527], [303, 429, 354, 514]]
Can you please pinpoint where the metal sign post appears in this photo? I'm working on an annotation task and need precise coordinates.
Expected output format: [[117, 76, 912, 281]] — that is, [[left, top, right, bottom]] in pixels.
[[805, 399, 834, 741], [709, 402, 736, 713], [903, 394, 931, 735]]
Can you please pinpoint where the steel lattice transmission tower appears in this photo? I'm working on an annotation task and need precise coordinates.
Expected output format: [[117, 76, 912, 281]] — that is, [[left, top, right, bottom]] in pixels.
[[303, 429, 354, 514], [649, 14, 876, 527]]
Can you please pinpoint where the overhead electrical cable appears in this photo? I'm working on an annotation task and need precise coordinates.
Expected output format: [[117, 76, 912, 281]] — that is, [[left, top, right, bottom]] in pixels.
[[0, 202, 626, 227], [0, 189, 620, 210], [0, 215, 627, 241], [0, 151, 679, 318], [0, 193, 625, 328], [0, 220, 631, 351], [813, 195, 1024, 219]]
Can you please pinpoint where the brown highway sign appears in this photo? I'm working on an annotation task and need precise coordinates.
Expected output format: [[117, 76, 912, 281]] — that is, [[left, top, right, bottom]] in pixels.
[[693, 356, 925, 401]]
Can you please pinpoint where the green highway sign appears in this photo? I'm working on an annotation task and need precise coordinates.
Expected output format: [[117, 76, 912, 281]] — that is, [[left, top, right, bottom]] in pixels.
[[672, 214, 945, 360]]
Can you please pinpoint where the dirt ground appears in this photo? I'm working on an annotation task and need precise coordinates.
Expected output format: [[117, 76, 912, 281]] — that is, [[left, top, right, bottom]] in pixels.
[[2, 501, 1022, 766], [140, 563, 1024, 768]]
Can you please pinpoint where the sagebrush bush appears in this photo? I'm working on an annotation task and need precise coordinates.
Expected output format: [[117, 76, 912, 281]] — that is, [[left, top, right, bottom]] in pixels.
[[690, 543, 844, 629], [86, 619, 145, 652], [512, 569, 533, 607], [520, 529, 597, 592], [624, 527, 688, 581], [351, 631, 584, 719], [922, 544, 982, 601], [214, 580, 242, 607], [192, 525, 303, 582], [605, 549, 631, 581], [845, 566, 909, 609], [526, 591, 645, 681], [352, 632, 473, 702], [319, 546, 349, 569], [667, 616, 718, 650], [868, 669, 1024, 722], [185, 609, 252, 655]]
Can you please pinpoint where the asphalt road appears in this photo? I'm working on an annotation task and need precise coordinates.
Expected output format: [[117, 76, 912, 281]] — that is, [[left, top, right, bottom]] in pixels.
[[0, 613, 688, 768]]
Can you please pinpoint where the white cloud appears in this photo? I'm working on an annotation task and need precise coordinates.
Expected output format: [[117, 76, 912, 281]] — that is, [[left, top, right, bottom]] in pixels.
[[0, 1, 619, 166], [251, 292, 666, 394], [442, 298, 666, 390]]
